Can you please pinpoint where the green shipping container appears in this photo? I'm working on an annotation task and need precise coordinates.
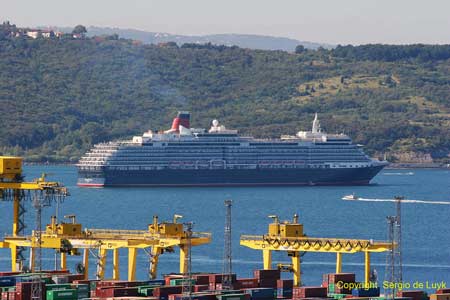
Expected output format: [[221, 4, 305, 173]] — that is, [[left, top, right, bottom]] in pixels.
[[139, 287, 157, 296], [45, 284, 73, 291], [328, 283, 335, 293], [73, 284, 89, 293], [217, 293, 247, 300], [170, 279, 196, 286], [46, 288, 78, 300], [77, 291, 89, 299]]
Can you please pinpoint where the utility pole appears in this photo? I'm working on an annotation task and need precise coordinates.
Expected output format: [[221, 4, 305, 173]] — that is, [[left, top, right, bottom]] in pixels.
[[222, 200, 233, 289]]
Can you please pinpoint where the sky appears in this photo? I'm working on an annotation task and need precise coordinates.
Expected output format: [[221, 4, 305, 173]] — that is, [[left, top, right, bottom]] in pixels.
[[2, 0, 450, 45]]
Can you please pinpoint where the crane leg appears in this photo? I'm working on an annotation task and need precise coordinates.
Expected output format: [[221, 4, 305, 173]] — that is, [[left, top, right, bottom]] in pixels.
[[150, 247, 161, 279], [179, 245, 188, 274], [10, 246, 17, 272], [97, 248, 107, 280], [83, 249, 89, 280], [60, 252, 67, 270], [113, 248, 120, 280], [263, 249, 272, 269], [292, 252, 301, 287], [336, 252, 342, 273], [364, 251, 371, 285], [128, 248, 137, 281], [13, 194, 19, 236], [29, 247, 35, 272]]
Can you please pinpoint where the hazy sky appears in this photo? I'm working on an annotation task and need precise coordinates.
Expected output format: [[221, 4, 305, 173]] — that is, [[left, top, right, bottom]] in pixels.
[[2, 0, 449, 44]]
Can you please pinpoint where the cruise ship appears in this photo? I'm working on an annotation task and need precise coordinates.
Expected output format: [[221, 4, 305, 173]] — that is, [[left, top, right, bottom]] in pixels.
[[77, 112, 388, 187]]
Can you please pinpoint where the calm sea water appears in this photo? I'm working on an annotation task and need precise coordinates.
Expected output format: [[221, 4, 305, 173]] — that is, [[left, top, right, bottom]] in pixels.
[[1, 166, 449, 287]]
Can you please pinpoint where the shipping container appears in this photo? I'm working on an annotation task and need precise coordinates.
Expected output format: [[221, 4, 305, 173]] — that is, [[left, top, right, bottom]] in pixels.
[[243, 288, 275, 299], [0, 277, 15, 287], [276, 280, 293, 289], [170, 279, 196, 286], [217, 293, 248, 300], [277, 288, 293, 298], [293, 286, 328, 298], [431, 294, 450, 300], [96, 286, 139, 298], [397, 290, 426, 300], [253, 270, 280, 280], [46, 288, 78, 300], [235, 279, 259, 289], [351, 287, 380, 297], [325, 274, 356, 285]]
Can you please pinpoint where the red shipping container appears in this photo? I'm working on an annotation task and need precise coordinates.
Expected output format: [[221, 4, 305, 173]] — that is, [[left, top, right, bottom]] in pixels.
[[1, 292, 8, 300], [335, 287, 352, 294], [193, 274, 212, 285], [97, 286, 139, 297], [327, 273, 356, 284], [153, 286, 183, 297], [208, 274, 237, 285], [398, 290, 425, 300], [235, 278, 259, 289], [7, 293, 15, 300], [0, 272, 20, 276], [438, 290, 450, 294], [165, 274, 185, 285], [41, 269, 70, 274], [65, 274, 85, 283], [208, 283, 215, 290], [259, 279, 278, 288], [95, 285, 125, 297], [254, 269, 280, 280], [277, 279, 294, 289], [293, 286, 327, 298], [194, 285, 210, 292], [72, 279, 91, 285], [169, 293, 183, 300]]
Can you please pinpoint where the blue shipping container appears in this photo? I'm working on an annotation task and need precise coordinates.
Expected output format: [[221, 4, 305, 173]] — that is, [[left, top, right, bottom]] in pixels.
[[244, 288, 274, 299], [147, 279, 166, 286], [277, 288, 292, 297], [351, 287, 380, 297], [0, 277, 15, 287]]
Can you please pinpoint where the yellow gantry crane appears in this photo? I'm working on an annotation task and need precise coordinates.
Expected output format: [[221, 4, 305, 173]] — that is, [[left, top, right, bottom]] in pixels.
[[0, 156, 68, 272], [240, 214, 394, 287], [0, 156, 211, 280], [2, 214, 211, 280]]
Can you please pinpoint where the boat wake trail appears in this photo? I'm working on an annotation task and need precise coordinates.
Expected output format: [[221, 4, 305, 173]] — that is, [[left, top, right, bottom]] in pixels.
[[344, 197, 450, 205], [383, 172, 414, 176]]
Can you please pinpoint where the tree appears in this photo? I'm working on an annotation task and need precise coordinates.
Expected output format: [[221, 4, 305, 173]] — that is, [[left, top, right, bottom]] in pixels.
[[72, 25, 87, 35], [295, 45, 306, 54]]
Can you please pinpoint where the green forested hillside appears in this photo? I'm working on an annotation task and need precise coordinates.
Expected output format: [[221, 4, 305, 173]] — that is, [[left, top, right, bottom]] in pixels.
[[0, 29, 449, 163]]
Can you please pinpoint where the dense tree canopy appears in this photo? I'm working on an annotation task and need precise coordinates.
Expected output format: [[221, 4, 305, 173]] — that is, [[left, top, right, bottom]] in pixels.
[[0, 23, 449, 163]]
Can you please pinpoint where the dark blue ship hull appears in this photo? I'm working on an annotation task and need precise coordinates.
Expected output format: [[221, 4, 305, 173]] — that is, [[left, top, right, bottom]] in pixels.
[[77, 165, 385, 187]]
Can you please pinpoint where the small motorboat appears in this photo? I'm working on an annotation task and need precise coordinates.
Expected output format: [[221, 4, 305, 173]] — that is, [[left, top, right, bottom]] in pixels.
[[342, 193, 359, 200]]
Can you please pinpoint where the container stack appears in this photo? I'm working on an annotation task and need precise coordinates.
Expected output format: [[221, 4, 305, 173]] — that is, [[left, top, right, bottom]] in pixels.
[[0, 269, 442, 300], [292, 286, 328, 300], [323, 273, 356, 295], [431, 291, 450, 300], [276, 279, 293, 299], [397, 290, 427, 300], [253, 270, 280, 288]]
